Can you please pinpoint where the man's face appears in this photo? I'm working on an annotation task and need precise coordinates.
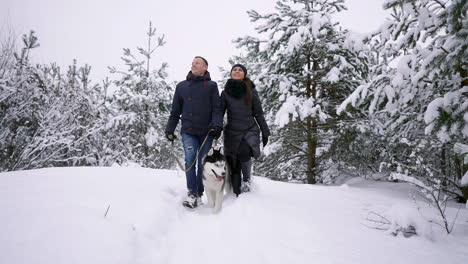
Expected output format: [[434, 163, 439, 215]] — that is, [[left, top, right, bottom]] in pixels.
[[191, 58, 208, 76]]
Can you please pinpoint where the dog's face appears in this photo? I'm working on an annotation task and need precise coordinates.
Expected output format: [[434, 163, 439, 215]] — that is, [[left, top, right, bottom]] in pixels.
[[204, 147, 226, 178]]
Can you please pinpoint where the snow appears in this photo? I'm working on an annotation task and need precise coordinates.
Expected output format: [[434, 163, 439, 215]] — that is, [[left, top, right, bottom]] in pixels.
[[275, 95, 298, 127], [384, 85, 395, 103], [279, 78, 292, 96], [396, 55, 412, 77], [369, 85, 384, 115], [384, 204, 433, 239], [326, 67, 340, 82], [144, 127, 158, 147], [310, 13, 328, 38], [286, 32, 302, 53], [1, 167, 468, 264], [436, 126, 451, 142], [389, 172, 430, 191], [391, 73, 404, 87], [462, 171, 468, 186], [337, 84, 367, 114], [424, 86, 468, 140], [343, 32, 366, 52], [457, 143, 468, 187], [454, 143, 468, 165], [424, 98, 443, 125]]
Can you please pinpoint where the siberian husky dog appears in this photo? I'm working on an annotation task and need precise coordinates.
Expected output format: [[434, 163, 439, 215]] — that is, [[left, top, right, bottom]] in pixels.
[[202, 147, 228, 213]]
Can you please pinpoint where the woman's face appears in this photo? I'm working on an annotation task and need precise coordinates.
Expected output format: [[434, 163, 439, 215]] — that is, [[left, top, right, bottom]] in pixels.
[[231, 67, 245, 80]]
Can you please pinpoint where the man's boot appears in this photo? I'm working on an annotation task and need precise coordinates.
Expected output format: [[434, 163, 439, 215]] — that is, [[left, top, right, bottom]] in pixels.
[[182, 192, 198, 209]]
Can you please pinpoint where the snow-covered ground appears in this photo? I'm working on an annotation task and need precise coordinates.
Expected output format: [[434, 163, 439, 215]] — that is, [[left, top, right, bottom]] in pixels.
[[1, 167, 467, 264]]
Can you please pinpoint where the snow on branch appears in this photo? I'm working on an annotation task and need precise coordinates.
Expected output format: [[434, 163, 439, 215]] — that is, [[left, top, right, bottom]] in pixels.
[[389, 172, 431, 191]]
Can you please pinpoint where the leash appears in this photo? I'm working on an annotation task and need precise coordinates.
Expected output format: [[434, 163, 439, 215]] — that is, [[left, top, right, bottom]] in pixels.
[[170, 129, 214, 173], [169, 128, 220, 202]]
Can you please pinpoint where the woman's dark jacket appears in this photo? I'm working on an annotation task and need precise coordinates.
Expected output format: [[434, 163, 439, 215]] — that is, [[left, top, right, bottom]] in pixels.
[[165, 71, 223, 136], [221, 79, 270, 159]]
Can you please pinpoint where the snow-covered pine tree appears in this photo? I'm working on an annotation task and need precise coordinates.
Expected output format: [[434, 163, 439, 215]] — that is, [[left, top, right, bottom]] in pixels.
[[0, 29, 33, 170], [234, 0, 369, 183], [0, 31, 105, 171], [338, 0, 467, 201], [106, 22, 172, 168], [55, 60, 106, 166]]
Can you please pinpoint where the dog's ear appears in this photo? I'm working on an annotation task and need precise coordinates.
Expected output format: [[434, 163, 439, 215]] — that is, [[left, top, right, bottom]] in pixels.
[[207, 147, 214, 156], [213, 148, 221, 156], [213, 147, 224, 156]]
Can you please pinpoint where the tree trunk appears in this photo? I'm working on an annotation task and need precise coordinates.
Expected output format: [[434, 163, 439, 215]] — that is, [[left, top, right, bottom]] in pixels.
[[440, 143, 447, 187], [306, 55, 318, 184], [143, 103, 150, 159], [307, 118, 318, 184]]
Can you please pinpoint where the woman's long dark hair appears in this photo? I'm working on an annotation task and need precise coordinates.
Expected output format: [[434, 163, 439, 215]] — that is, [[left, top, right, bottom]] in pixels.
[[244, 78, 254, 107]]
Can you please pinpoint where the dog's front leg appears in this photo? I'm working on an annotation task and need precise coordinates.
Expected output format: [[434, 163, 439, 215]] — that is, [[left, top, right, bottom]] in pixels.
[[213, 191, 224, 213], [206, 190, 215, 208]]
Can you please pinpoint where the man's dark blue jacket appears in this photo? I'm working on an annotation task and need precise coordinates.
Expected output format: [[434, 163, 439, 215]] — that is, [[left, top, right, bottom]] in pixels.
[[165, 71, 223, 136]]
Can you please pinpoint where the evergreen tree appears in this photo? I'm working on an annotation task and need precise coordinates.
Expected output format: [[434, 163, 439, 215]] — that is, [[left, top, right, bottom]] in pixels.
[[0, 31, 105, 170], [106, 22, 173, 168], [234, 0, 369, 183], [338, 0, 467, 201], [0, 31, 39, 170]]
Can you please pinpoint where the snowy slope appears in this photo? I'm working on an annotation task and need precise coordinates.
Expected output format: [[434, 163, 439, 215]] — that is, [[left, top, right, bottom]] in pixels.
[[1, 167, 467, 264]]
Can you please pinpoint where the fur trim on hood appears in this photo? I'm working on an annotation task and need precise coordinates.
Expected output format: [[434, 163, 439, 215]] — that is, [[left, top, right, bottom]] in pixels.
[[225, 78, 256, 98], [225, 79, 246, 98]]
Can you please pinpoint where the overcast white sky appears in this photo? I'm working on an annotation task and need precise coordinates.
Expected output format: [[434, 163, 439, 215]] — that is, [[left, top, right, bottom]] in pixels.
[[2, 0, 388, 84]]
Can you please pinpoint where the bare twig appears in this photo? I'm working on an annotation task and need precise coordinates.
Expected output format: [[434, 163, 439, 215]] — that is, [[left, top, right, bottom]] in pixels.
[[361, 223, 389, 231], [104, 204, 111, 218], [448, 203, 463, 233], [367, 211, 391, 224], [363, 210, 417, 238]]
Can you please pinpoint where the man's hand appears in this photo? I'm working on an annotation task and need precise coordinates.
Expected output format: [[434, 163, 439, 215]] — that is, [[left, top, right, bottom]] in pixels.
[[262, 136, 269, 147], [208, 126, 222, 139], [165, 132, 176, 142]]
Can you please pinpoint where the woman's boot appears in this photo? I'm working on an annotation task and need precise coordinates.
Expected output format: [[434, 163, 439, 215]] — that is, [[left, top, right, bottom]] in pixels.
[[227, 156, 241, 196], [241, 159, 252, 193]]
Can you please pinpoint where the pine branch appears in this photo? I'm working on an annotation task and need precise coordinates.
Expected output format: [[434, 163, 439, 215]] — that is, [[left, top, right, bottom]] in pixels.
[[440, 47, 450, 54], [433, 0, 446, 9], [285, 141, 307, 154]]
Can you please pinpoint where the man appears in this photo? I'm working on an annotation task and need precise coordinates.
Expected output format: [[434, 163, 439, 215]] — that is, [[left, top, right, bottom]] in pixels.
[[165, 56, 223, 208]]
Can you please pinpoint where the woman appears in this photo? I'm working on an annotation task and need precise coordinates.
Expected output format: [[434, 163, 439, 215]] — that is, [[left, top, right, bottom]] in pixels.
[[221, 64, 270, 196]]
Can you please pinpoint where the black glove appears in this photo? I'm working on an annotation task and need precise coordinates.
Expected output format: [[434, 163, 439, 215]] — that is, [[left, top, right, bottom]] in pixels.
[[262, 136, 269, 147], [208, 126, 222, 140], [165, 132, 176, 142]]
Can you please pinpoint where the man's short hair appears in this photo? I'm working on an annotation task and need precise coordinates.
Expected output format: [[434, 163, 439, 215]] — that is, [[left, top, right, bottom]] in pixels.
[[195, 56, 208, 66]]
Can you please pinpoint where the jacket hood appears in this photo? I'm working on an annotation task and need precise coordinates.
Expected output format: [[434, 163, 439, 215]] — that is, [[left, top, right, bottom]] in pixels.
[[224, 78, 256, 99], [186, 71, 212, 81], [225, 79, 246, 99]]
